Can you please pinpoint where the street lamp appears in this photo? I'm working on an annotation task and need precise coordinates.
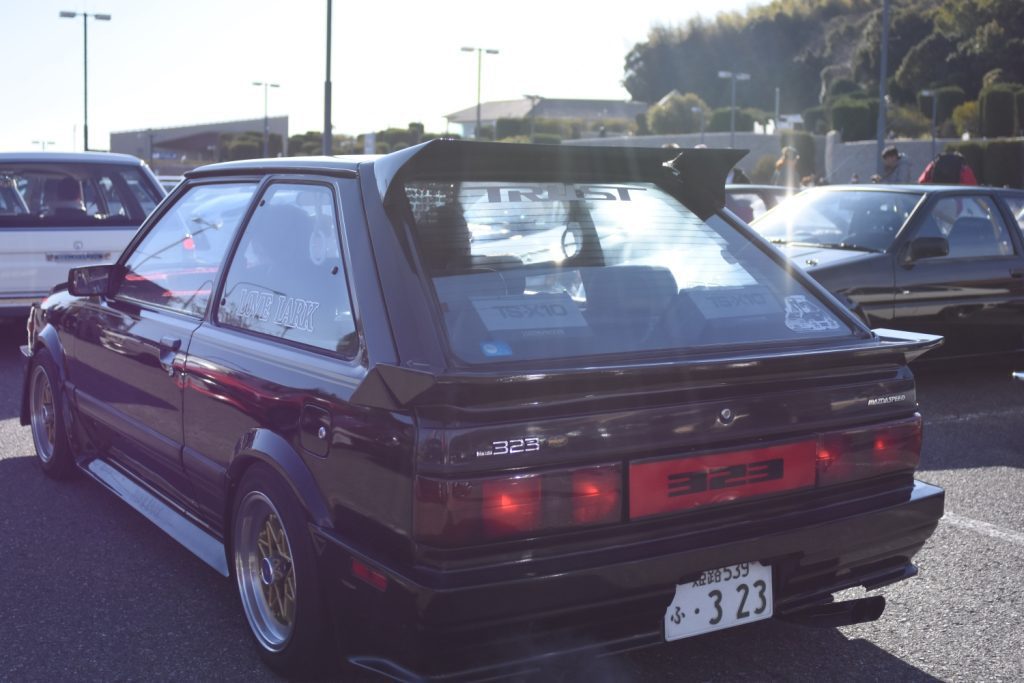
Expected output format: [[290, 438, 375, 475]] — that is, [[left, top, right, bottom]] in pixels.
[[525, 94, 542, 140], [323, 0, 333, 155], [60, 10, 111, 152], [461, 46, 499, 140], [691, 106, 706, 145], [32, 140, 56, 151], [717, 70, 750, 149], [252, 81, 280, 158], [921, 89, 937, 159]]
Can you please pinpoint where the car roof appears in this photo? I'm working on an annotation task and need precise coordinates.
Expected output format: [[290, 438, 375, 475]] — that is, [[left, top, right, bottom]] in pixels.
[[726, 184, 791, 192], [0, 151, 147, 165], [804, 184, 1024, 196], [187, 155, 365, 178]]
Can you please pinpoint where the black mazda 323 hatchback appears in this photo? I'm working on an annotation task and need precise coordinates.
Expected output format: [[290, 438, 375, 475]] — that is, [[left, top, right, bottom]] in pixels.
[[22, 140, 944, 680]]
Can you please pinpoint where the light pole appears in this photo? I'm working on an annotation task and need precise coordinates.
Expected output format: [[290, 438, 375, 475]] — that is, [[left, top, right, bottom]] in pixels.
[[60, 10, 111, 152], [461, 46, 499, 140], [525, 94, 541, 140], [691, 106, 706, 145], [875, 0, 891, 176], [323, 0, 332, 155], [32, 140, 56, 151], [921, 89, 937, 159], [717, 70, 750, 148], [252, 81, 280, 158]]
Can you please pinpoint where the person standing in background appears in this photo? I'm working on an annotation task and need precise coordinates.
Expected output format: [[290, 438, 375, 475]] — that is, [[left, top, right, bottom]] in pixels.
[[871, 146, 913, 183], [771, 146, 800, 188]]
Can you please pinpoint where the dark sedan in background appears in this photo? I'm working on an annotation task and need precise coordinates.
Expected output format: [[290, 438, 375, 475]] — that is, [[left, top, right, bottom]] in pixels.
[[725, 183, 794, 223], [752, 185, 1024, 357]]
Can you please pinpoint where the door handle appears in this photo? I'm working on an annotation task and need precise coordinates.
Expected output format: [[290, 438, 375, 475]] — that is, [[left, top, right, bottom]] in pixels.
[[158, 336, 182, 376], [1010, 268, 1024, 278]]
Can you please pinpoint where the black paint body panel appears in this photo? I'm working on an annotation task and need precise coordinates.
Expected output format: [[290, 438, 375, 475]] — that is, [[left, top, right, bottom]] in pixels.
[[22, 142, 946, 680]]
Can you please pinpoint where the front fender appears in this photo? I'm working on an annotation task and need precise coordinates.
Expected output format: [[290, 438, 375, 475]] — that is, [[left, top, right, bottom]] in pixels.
[[226, 428, 333, 529], [20, 318, 68, 426]]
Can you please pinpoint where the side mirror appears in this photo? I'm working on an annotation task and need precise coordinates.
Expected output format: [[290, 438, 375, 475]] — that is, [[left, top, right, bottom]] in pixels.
[[68, 264, 115, 297], [906, 236, 949, 262]]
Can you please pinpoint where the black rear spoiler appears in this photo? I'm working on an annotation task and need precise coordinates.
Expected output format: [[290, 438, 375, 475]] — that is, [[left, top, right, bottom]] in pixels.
[[369, 139, 747, 220], [350, 330, 943, 411]]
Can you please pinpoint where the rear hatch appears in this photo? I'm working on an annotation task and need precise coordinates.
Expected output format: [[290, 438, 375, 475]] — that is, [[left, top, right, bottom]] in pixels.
[[358, 139, 941, 558]]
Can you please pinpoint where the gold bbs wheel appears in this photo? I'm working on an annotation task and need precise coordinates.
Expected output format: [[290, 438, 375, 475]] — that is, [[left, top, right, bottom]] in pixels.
[[235, 490, 297, 651]]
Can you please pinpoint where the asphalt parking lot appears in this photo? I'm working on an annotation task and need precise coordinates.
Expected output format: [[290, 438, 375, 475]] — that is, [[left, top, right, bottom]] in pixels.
[[1, 320, 1021, 682]]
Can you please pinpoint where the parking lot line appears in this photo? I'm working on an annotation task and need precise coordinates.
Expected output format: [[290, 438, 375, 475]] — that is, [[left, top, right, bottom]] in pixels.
[[943, 512, 1024, 547]]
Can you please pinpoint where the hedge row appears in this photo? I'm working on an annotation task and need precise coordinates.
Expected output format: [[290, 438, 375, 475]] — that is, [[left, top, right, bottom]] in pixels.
[[945, 139, 1024, 188]]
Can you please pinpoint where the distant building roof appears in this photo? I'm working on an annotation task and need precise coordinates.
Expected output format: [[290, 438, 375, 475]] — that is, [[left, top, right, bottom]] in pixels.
[[445, 98, 647, 124], [445, 100, 535, 124]]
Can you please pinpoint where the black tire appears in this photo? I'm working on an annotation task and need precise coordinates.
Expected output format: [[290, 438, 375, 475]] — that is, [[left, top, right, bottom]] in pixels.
[[28, 348, 77, 479], [232, 463, 332, 678]]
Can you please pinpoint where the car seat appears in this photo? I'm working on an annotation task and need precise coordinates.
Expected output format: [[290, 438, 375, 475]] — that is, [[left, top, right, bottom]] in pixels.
[[947, 216, 1000, 257], [583, 265, 678, 348]]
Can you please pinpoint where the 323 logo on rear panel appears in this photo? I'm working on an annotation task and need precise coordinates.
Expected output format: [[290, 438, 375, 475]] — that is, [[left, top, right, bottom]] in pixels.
[[667, 458, 783, 497], [476, 437, 542, 457]]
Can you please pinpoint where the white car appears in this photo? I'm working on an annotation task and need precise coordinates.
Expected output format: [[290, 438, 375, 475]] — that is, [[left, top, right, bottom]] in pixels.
[[0, 152, 164, 319]]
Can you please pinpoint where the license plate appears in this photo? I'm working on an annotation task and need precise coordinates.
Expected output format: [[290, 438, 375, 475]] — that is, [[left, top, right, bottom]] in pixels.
[[664, 561, 773, 641]]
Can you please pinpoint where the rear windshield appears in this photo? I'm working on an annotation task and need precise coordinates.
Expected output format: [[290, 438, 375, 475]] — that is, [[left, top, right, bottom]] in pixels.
[[403, 181, 855, 364], [0, 161, 162, 227]]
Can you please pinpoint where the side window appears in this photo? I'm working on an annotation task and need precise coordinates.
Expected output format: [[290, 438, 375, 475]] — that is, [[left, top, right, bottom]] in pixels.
[[118, 183, 257, 315], [923, 196, 1014, 259], [1005, 197, 1024, 235], [218, 183, 357, 356]]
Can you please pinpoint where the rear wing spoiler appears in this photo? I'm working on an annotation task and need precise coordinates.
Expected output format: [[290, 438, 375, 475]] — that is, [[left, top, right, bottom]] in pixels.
[[369, 139, 747, 220], [350, 330, 943, 411]]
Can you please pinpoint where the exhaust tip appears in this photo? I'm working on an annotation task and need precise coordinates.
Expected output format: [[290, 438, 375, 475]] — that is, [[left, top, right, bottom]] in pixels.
[[779, 595, 886, 628]]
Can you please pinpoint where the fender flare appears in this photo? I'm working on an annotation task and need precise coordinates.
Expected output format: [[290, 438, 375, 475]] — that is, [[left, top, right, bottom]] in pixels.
[[21, 323, 69, 426], [225, 428, 333, 531]]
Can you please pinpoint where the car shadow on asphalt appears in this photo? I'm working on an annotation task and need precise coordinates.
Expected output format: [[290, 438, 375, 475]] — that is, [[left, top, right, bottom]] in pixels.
[[0, 453, 939, 682], [523, 617, 941, 682]]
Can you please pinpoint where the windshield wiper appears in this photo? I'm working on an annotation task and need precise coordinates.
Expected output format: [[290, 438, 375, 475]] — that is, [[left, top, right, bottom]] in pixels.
[[814, 242, 882, 253], [769, 238, 880, 253]]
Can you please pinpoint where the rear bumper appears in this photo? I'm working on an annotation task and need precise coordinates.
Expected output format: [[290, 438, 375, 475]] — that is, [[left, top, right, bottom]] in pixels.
[[314, 480, 944, 681]]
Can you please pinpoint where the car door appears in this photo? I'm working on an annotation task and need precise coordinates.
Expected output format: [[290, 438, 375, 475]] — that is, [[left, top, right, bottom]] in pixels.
[[68, 181, 258, 500], [892, 192, 1024, 354], [182, 180, 365, 530]]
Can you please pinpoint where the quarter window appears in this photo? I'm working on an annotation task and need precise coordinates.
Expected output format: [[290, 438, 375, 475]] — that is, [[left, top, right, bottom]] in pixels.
[[1004, 197, 1024, 234], [919, 196, 1014, 259], [218, 184, 357, 356], [118, 183, 257, 315]]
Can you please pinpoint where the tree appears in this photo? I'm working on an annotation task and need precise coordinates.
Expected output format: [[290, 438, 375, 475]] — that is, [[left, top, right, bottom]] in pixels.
[[645, 91, 709, 134], [952, 101, 980, 137]]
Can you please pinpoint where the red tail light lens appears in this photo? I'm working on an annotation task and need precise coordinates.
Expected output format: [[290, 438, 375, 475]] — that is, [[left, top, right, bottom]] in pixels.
[[415, 464, 622, 546], [817, 414, 922, 486], [571, 468, 621, 525], [481, 477, 542, 537]]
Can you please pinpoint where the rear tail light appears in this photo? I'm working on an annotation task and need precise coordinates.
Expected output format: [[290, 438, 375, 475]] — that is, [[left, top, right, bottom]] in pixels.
[[481, 477, 542, 537], [415, 464, 621, 546], [416, 415, 922, 546], [817, 414, 922, 486]]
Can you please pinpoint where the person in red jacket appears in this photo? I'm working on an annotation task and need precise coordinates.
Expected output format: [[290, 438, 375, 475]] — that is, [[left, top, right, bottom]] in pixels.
[[918, 152, 978, 185]]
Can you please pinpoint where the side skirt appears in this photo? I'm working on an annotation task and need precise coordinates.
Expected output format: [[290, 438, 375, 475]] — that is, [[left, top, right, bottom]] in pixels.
[[83, 458, 230, 577]]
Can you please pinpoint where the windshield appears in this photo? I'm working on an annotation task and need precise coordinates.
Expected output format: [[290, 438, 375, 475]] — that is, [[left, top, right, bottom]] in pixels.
[[752, 189, 920, 252], [0, 161, 163, 228], [402, 180, 855, 365]]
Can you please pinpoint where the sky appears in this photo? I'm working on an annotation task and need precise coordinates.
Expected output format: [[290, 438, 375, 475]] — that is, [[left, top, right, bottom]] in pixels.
[[0, 0, 771, 152]]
